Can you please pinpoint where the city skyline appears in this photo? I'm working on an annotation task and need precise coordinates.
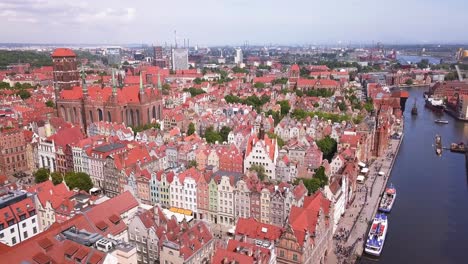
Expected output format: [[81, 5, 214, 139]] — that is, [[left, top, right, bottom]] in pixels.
[[1, 0, 468, 46]]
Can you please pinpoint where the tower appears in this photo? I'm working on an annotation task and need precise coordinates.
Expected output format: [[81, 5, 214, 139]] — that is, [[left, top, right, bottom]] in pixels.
[[112, 69, 117, 97], [235, 48, 243, 65], [52, 48, 79, 91], [139, 71, 145, 102]]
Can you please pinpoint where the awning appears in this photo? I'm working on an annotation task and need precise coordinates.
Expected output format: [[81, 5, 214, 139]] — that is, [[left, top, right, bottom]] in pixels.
[[361, 168, 369, 173], [228, 226, 236, 234], [358, 162, 366, 167], [357, 175, 365, 182], [378, 171, 385, 176]]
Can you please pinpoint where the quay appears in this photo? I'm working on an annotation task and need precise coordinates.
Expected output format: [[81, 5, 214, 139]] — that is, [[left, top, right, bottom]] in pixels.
[[328, 133, 403, 264]]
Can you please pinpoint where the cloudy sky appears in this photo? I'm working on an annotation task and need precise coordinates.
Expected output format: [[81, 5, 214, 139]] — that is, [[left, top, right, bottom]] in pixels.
[[1, 0, 467, 46]]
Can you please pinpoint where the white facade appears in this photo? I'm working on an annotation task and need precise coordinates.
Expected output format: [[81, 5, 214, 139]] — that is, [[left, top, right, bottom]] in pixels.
[[37, 138, 56, 172], [244, 139, 278, 180], [172, 48, 189, 71], [235, 48, 243, 65], [217, 176, 234, 226]]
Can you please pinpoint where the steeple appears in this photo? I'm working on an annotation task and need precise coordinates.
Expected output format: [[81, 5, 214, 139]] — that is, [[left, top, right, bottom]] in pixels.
[[112, 69, 117, 96], [157, 72, 162, 90], [139, 71, 144, 94], [80, 65, 87, 96]]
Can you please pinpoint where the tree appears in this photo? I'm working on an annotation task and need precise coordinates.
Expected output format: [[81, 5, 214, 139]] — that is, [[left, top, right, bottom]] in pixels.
[[17, 89, 31, 99], [45, 100, 54, 108], [364, 99, 374, 112], [278, 100, 291, 116], [64, 172, 93, 192], [123, 61, 130, 65], [187, 160, 198, 168], [51, 172, 63, 185], [187, 122, 196, 136], [338, 102, 347, 111], [204, 126, 222, 144], [405, 79, 414, 85], [249, 164, 267, 181], [219, 126, 232, 142], [254, 82, 265, 89], [193, 78, 203, 85], [316, 136, 337, 161], [34, 168, 50, 183], [267, 132, 285, 148]]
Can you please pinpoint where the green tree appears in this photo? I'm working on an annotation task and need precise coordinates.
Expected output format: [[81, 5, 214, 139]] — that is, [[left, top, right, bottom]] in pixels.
[[364, 99, 374, 112], [45, 100, 55, 108], [338, 102, 347, 111], [405, 79, 414, 85], [34, 168, 50, 183], [64, 172, 93, 192], [267, 132, 285, 148], [316, 136, 337, 161], [219, 126, 232, 142], [17, 89, 31, 99], [193, 78, 203, 85], [187, 122, 196, 136], [204, 126, 222, 144], [51, 172, 63, 185], [254, 82, 265, 89], [187, 160, 198, 168], [278, 100, 291, 116], [249, 164, 267, 181]]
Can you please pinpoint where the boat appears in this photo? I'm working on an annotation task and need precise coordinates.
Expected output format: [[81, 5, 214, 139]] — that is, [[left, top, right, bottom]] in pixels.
[[365, 214, 388, 256], [434, 119, 449, 124], [411, 99, 418, 115], [378, 184, 396, 213], [435, 134, 442, 156], [425, 97, 444, 113], [450, 142, 466, 153]]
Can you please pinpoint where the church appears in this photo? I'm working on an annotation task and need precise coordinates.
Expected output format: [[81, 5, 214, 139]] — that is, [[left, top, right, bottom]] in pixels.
[[56, 69, 163, 129]]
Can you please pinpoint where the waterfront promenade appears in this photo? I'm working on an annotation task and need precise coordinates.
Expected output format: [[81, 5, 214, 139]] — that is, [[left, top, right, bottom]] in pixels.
[[328, 135, 403, 264]]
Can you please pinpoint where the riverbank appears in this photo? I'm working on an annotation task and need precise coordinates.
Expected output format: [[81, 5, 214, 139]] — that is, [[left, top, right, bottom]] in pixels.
[[328, 134, 403, 264]]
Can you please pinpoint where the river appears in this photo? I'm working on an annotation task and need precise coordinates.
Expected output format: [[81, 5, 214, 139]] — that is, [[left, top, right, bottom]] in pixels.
[[359, 87, 468, 264]]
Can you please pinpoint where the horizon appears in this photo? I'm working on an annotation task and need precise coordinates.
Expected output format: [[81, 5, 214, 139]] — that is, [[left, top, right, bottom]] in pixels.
[[1, 0, 468, 46]]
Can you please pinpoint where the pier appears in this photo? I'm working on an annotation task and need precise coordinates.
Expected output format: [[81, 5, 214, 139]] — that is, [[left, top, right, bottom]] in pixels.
[[328, 133, 403, 263]]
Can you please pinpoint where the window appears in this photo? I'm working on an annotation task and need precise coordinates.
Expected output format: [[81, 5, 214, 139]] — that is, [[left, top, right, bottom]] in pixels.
[[10, 228, 14, 234], [23, 231, 28, 239], [22, 222, 26, 228], [280, 250, 284, 257], [33, 227, 37, 234], [293, 254, 298, 261], [11, 237, 16, 245]]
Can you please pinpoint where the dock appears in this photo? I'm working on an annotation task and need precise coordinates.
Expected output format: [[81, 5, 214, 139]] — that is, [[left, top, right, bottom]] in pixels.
[[328, 133, 403, 263]]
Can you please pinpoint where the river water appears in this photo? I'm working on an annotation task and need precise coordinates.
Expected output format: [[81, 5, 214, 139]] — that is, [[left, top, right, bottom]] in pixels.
[[359, 87, 468, 264]]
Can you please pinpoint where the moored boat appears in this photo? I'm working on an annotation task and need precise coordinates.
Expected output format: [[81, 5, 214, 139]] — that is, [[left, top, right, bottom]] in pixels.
[[365, 214, 388, 256], [434, 119, 449, 124], [425, 98, 444, 113], [435, 134, 442, 156], [450, 142, 466, 153], [411, 99, 418, 115], [379, 184, 396, 213]]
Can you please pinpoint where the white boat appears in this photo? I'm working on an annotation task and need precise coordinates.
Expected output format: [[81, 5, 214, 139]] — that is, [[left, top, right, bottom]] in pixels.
[[378, 184, 396, 213], [365, 214, 388, 256], [434, 119, 448, 124]]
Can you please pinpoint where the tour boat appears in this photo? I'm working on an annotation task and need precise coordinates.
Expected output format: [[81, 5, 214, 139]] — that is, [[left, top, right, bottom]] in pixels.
[[434, 119, 448, 124], [378, 184, 396, 213], [435, 134, 442, 156], [450, 142, 466, 153], [411, 99, 418, 115], [425, 97, 444, 113], [365, 214, 388, 256]]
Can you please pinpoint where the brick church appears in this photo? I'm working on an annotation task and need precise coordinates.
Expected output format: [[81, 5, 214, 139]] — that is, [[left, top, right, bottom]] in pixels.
[[53, 49, 163, 129]]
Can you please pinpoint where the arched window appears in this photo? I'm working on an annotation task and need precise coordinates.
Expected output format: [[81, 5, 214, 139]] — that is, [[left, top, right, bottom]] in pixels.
[[136, 110, 140, 127], [152, 106, 156, 120], [73, 107, 77, 123], [130, 109, 134, 126], [147, 108, 150, 124], [97, 109, 103, 121], [89, 110, 94, 123], [60, 106, 66, 120], [158, 105, 161, 120], [107, 111, 112, 122]]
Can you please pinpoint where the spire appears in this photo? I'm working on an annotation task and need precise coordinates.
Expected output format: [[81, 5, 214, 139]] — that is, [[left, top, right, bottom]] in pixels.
[[112, 69, 117, 96], [139, 71, 144, 94], [157, 72, 162, 90], [80, 65, 87, 95]]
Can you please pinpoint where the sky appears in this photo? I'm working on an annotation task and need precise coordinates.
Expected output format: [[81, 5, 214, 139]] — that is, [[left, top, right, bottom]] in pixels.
[[1, 0, 468, 46]]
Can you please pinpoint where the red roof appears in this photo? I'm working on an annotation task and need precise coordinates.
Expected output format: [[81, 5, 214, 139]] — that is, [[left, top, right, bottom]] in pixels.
[[52, 48, 76, 57], [235, 217, 283, 241]]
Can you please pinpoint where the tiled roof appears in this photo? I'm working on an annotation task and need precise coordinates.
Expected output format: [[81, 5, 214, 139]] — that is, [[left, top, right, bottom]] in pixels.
[[52, 48, 76, 57], [235, 217, 283, 241]]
